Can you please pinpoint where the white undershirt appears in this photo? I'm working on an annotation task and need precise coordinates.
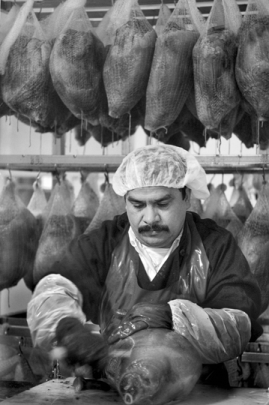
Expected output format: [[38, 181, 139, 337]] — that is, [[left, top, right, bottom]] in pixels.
[[128, 227, 183, 281]]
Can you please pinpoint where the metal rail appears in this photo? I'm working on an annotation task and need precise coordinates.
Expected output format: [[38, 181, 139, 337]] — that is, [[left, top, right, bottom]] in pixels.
[[0, 154, 269, 173]]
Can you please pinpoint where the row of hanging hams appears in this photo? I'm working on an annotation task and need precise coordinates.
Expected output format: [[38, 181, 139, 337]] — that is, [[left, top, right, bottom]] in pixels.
[[0, 173, 125, 293], [0, 0, 269, 150]]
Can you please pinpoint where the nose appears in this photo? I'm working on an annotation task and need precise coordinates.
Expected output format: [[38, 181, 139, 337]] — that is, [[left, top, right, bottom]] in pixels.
[[143, 206, 160, 225]]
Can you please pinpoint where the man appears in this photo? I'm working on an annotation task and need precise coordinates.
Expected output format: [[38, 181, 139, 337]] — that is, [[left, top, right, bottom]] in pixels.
[[27, 144, 262, 390]]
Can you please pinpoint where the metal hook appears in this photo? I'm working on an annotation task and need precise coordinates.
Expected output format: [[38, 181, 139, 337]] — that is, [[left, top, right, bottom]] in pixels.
[[54, 164, 61, 184], [36, 170, 41, 182], [6, 165, 12, 181], [104, 164, 109, 184], [240, 172, 244, 188], [18, 339, 23, 356], [80, 169, 87, 183], [237, 153, 242, 167], [262, 165, 266, 185], [38, 4, 43, 18], [221, 171, 224, 185]]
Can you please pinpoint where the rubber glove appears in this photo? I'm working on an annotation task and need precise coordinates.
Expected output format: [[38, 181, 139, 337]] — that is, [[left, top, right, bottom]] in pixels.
[[55, 317, 108, 367], [108, 302, 172, 344]]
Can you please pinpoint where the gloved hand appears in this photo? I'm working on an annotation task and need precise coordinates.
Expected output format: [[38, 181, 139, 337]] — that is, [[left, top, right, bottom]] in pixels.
[[55, 317, 108, 367], [108, 302, 172, 344]]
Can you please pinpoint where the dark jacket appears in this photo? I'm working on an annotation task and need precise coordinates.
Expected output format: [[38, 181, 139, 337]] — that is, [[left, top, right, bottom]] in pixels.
[[49, 211, 262, 339]]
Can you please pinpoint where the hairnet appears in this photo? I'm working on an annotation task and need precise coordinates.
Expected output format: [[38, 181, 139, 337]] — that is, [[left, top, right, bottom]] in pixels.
[[112, 144, 209, 199]]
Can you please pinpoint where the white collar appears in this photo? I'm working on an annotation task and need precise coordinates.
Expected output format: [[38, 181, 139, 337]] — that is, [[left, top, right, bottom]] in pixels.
[[128, 226, 183, 281]]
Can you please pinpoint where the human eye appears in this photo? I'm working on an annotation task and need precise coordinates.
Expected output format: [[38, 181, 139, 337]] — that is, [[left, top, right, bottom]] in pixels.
[[157, 200, 170, 208], [132, 202, 145, 209], [128, 199, 145, 209]]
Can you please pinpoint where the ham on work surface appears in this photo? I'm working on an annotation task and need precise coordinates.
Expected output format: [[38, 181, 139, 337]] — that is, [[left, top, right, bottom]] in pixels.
[[106, 329, 202, 405]]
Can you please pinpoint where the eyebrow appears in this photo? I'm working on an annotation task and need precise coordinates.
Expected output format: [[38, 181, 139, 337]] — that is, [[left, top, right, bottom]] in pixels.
[[127, 194, 173, 204]]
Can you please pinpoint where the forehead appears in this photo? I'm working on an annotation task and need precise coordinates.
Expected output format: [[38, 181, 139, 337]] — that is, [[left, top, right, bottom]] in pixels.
[[126, 186, 178, 201]]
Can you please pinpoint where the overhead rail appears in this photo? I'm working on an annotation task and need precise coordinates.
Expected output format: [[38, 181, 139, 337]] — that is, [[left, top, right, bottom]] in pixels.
[[0, 154, 268, 174]]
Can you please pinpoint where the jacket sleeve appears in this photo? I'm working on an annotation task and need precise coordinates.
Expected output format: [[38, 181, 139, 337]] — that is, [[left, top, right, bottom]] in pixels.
[[202, 224, 262, 322], [168, 299, 251, 364], [168, 219, 262, 364], [197, 218, 263, 342], [27, 215, 127, 350], [27, 274, 86, 351]]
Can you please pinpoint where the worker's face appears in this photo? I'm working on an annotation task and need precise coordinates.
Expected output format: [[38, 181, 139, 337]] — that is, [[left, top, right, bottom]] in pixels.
[[125, 186, 191, 248]]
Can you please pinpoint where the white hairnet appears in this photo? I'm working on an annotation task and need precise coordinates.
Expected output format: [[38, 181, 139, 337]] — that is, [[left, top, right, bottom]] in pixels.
[[112, 144, 209, 199]]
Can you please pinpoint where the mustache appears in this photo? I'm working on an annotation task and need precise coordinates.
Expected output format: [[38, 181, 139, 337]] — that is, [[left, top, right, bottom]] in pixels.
[[138, 224, 169, 234]]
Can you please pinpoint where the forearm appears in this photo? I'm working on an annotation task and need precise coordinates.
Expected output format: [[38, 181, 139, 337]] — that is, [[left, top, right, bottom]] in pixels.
[[169, 299, 251, 364], [27, 274, 86, 351]]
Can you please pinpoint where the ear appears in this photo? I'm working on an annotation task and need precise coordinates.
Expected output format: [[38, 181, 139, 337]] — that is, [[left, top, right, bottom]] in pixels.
[[185, 188, 191, 209]]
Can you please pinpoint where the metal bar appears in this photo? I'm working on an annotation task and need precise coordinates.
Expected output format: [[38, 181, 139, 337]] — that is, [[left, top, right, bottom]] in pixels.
[[197, 154, 269, 168], [0, 155, 124, 172], [0, 155, 269, 173], [4, 326, 32, 338], [241, 352, 269, 363]]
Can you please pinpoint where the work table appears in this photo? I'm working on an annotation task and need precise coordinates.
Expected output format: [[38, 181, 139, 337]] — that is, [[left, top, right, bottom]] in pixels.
[[0, 378, 269, 404]]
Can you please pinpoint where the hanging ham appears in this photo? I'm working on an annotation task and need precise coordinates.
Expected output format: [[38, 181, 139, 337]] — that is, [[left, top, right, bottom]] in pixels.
[[50, 4, 105, 126], [202, 184, 243, 239], [237, 182, 269, 314], [103, 0, 156, 118], [145, 0, 201, 133], [0, 0, 76, 136], [72, 176, 99, 233], [85, 180, 125, 234], [0, 178, 38, 290], [33, 178, 80, 286]]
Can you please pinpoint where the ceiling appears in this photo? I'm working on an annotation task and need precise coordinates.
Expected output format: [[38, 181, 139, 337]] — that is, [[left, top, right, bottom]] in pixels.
[[1, 0, 249, 27]]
